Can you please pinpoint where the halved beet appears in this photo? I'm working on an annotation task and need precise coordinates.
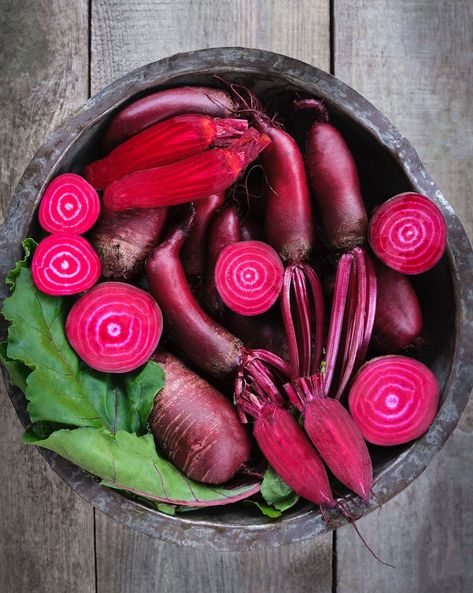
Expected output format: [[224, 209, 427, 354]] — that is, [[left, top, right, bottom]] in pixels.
[[215, 240, 284, 316], [38, 173, 100, 234], [66, 282, 163, 373], [31, 234, 101, 296], [348, 355, 440, 445], [369, 193, 446, 275]]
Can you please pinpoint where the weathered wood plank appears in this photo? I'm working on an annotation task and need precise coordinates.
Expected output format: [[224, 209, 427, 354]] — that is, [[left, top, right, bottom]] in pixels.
[[91, 0, 330, 93], [0, 1, 96, 592], [91, 2, 332, 592], [334, 1, 473, 591]]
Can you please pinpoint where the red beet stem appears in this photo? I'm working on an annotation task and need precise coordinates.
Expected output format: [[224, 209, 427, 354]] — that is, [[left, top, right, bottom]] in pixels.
[[214, 240, 284, 316], [369, 192, 447, 275], [149, 350, 251, 484], [146, 221, 245, 378], [86, 116, 248, 189], [89, 206, 168, 280], [298, 99, 368, 251], [66, 282, 163, 373], [38, 173, 100, 234], [102, 86, 236, 151], [31, 234, 101, 296], [349, 355, 440, 445], [372, 259, 423, 352], [182, 192, 225, 279], [103, 129, 270, 211]]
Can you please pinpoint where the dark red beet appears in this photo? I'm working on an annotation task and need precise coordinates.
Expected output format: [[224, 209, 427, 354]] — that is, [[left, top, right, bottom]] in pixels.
[[296, 99, 368, 252], [239, 216, 265, 242], [372, 260, 423, 352], [89, 206, 168, 279], [182, 192, 225, 279], [256, 117, 314, 263], [149, 350, 251, 484], [146, 222, 244, 378], [66, 282, 163, 373], [102, 86, 236, 151]]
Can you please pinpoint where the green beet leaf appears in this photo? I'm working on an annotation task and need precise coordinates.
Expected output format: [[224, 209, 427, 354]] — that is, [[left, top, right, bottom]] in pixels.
[[2, 262, 163, 434], [261, 466, 300, 512], [24, 426, 260, 506]]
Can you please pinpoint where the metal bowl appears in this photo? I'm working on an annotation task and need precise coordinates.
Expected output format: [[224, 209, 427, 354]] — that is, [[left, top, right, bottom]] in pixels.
[[1, 47, 472, 551]]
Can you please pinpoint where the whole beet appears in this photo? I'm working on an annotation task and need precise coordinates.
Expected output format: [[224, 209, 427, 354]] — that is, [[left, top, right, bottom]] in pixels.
[[149, 350, 251, 484]]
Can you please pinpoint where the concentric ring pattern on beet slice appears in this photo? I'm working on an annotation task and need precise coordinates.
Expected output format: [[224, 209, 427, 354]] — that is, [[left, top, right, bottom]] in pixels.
[[348, 355, 440, 446], [38, 173, 100, 234], [215, 240, 284, 316], [66, 282, 163, 373], [368, 192, 446, 274], [31, 233, 101, 296]]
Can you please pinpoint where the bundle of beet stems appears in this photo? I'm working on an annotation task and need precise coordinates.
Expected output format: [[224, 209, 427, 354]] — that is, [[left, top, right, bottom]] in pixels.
[[79, 83, 443, 532]]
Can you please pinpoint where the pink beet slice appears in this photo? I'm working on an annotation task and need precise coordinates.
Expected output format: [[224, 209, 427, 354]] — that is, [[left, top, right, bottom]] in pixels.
[[215, 240, 284, 316], [66, 282, 163, 373], [31, 234, 101, 296], [38, 173, 100, 234], [369, 193, 446, 275], [348, 355, 440, 445]]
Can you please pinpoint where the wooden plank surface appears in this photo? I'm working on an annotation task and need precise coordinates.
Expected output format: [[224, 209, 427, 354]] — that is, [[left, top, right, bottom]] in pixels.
[[334, 1, 473, 591], [90, 2, 333, 592], [0, 2, 95, 593]]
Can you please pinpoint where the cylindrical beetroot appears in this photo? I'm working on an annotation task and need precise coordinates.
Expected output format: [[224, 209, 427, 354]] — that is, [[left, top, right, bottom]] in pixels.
[[31, 234, 101, 296], [182, 192, 225, 279], [89, 206, 168, 279], [146, 223, 244, 378], [86, 115, 248, 189], [103, 130, 271, 211], [66, 282, 163, 373], [149, 350, 251, 484], [372, 260, 423, 352], [102, 86, 236, 150], [297, 99, 368, 251], [349, 355, 440, 445], [256, 117, 314, 263], [253, 402, 335, 507]]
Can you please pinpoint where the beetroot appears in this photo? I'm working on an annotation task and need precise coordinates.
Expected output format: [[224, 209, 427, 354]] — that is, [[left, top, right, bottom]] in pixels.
[[102, 86, 236, 150], [38, 173, 100, 234], [373, 260, 423, 352], [182, 192, 225, 279], [149, 350, 251, 484], [348, 355, 440, 445], [89, 206, 168, 279], [66, 282, 163, 373], [286, 375, 372, 502], [146, 221, 245, 378], [85, 116, 248, 189], [295, 99, 368, 251], [31, 234, 101, 296], [215, 240, 284, 316], [103, 129, 271, 211], [369, 192, 447, 274]]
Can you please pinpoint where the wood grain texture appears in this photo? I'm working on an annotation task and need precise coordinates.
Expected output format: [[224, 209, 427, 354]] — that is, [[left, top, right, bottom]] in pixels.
[[91, 0, 330, 92], [0, 2, 95, 592], [91, 2, 332, 592], [334, 1, 473, 591]]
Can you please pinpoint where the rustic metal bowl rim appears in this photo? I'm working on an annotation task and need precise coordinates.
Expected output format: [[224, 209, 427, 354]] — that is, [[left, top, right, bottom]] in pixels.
[[1, 47, 472, 551]]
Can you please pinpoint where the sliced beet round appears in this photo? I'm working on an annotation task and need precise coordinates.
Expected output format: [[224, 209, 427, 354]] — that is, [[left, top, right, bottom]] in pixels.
[[348, 355, 440, 446], [368, 193, 446, 274], [66, 282, 163, 373], [215, 240, 284, 316], [38, 173, 100, 234], [31, 234, 101, 296]]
